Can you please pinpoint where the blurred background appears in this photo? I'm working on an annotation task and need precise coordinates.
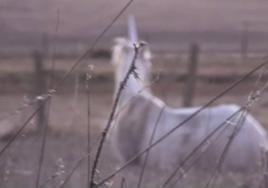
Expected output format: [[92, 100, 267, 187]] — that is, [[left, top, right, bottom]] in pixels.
[[0, 0, 268, 187], [1, 0, 268, 54]]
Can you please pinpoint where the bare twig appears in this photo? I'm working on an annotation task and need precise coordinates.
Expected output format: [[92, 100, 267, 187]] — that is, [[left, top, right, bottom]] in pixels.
[[0, 98, 40, 122], [96, 59, 268, 187], [35, 9, 61, 188], [86, 69, 92, 188], [35, 98, 51, 188], [203, 110, 247, 188], [165, 126, 227, 188], [162, 107, 245, 188], [0, 98, 48, 157], [90, 43, 141, 187], [136, 106, 165, 188], [58, 155, 86, 188], [109, 73, 161, 135]]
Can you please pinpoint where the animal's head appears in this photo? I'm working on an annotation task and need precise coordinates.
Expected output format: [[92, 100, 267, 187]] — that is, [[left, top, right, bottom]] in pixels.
[[111, 37, 152, 83]]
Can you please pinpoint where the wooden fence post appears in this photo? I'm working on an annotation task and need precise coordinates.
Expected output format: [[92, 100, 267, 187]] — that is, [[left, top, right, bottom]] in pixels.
[[33, 50, 47, 131], [182, 43, 199, 107]]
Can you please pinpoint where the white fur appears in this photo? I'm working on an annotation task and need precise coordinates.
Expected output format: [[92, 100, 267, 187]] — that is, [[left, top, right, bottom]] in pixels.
[[109, 38, 268, 185]]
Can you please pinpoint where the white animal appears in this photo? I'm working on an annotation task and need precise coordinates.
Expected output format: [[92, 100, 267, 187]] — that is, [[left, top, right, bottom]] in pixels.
[[109, 38, 268, 187]]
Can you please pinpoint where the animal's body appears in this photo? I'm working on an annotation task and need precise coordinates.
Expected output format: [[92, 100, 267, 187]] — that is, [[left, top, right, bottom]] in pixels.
[[114, 94, 267, 171], [109, 38, 268, 187]]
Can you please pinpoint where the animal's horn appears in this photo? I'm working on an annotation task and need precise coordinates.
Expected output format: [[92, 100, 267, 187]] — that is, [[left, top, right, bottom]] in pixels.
[[128, 15, 138, 44]]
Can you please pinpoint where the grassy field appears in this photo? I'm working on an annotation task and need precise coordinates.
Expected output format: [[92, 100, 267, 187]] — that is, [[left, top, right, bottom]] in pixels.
[[0, 54, 268, 187]]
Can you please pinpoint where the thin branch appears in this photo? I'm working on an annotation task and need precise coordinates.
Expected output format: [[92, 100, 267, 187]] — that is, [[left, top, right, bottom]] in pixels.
[[114, 73, 161, 120], [203, 110, 247, 188], [137, 106, 165, 188], [90, 43, 141, 187], [0, 98, 40, 122], [162, 107, 245, 188], [109, 73, 161, 135], [58, 155, 86, 188], [0, 98, 47, 157], [86, 71, 92, 188], [165, 128, 225, 188], [35, 98, 51, 188], [96, 59, 268, 187], [35, 9, 61, 188]]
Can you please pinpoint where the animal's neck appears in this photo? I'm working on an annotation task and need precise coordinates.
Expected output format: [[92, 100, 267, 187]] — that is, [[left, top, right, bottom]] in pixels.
[[114, 65, 150, 106]]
